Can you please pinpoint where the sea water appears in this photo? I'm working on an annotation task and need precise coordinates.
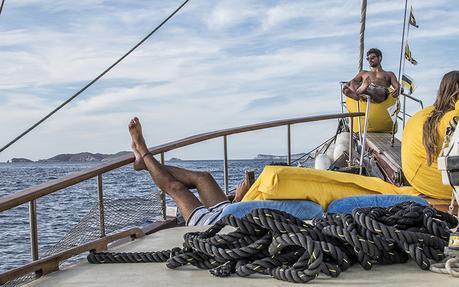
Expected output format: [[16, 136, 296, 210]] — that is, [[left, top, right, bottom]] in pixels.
[[0, 160, 280, 272]]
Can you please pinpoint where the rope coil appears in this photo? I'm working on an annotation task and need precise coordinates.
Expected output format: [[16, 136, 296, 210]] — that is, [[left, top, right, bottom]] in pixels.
[[87, 201, 458, 283]]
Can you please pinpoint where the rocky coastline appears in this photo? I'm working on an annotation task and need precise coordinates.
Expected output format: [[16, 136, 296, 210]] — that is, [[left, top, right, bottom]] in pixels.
[[6, 152, 299, 163], [8, 151, 131, 163], [5, 152, 188, 163]]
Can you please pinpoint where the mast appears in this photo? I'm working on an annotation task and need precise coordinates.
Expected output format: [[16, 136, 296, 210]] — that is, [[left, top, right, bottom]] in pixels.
[[397, 0, 409, 128], [358, 0, 367, 72], [391, 0, 409, 145]]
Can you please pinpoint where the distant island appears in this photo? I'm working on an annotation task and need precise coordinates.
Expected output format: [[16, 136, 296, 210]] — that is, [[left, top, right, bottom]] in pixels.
[[6, 152, 186, 163], [8, 151, 132, 163], [254, 153, 306, 160], [10, 158, 34, 163], [5, 152, 306, 163]]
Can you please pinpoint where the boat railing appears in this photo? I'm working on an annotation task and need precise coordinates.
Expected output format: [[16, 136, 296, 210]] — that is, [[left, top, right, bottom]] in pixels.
[[0, 112, 364, 285], [400, 93, 424, 126]]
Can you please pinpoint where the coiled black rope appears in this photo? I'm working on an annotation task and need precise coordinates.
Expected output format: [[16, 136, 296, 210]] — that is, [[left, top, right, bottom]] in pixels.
[[87, 201, 458, 283]]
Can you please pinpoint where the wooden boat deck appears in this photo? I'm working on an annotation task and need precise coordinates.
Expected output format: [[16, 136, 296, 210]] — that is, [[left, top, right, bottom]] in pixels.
[[366, 133, 402, 169], [24, 226, 459, 287]]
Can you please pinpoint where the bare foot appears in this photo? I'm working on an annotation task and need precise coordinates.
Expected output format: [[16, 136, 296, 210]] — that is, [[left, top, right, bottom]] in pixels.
[[128, 117, 149, 159], [233, 170, 255, 202], [343, 83, 359, 101]]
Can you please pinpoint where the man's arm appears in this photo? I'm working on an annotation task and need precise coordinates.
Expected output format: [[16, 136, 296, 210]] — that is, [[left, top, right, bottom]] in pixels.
[[389, 72, 400, 98], [342, 72, 365, 101], [350, 71, 364, 84]]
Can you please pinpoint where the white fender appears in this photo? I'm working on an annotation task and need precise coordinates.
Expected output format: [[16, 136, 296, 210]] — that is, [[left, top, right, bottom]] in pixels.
[[336, 132, 350, 147], [333, 143, 347, 161], [325, 144, 335, 161], [315, 154, 332, 170]]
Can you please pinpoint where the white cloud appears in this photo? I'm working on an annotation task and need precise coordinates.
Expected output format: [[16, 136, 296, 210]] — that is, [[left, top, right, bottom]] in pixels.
[[0, 0, 458, 162], [9, 0, 104, 11], [206, 0, 259, 30]]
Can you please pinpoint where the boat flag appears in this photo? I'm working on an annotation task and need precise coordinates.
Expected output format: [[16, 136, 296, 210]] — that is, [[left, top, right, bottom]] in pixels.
[[401, 74, 416, 96], [387, 100, 400, 124], [404, 43, 418, 65], [409, 6, 419, 28]]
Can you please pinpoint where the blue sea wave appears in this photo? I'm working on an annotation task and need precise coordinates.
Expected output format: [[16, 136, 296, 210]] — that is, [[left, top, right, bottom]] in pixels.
[[0, 159, 279, 272]]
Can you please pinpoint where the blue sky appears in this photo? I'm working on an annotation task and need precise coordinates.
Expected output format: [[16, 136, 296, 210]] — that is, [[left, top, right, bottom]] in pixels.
[[0, 0, 458, 162]]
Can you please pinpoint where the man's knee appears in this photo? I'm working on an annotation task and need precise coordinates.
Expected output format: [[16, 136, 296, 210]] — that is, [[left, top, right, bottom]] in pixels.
[[165, 180, 186, 193], [196, 171, 214, 183]]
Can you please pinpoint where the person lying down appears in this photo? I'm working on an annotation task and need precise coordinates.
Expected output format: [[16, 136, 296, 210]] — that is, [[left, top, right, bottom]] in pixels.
[[128, 117, 427, 226]]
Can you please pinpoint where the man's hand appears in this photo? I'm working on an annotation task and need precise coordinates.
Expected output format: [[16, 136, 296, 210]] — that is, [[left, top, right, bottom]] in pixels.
[[389, 72, 400, 98], [392, 86, 400, 98], [233, 170, 254, 202]]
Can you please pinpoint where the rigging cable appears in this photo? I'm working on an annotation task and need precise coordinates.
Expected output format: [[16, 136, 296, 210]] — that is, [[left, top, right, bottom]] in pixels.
[[0, 0, 190, 154], [0, 0, 5, 17]]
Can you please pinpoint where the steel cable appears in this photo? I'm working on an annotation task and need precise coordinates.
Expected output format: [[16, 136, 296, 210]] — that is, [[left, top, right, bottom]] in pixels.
[[0, 0, 5, 18]]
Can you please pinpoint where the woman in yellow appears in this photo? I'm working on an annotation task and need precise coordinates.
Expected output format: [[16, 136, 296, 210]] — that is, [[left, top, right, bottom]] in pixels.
[[402, 70, 459, 199], [242, 71, 459, 209]]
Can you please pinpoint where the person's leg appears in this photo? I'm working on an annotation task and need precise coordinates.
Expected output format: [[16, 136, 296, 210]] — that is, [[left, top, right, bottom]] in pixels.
[[343, 81, 359, 100], [161, 165, 229, 207], [356, 77, 371, 96], [135, 156, 200, 188], [131, 144, 228, 207], [128, 117, 202, 220]]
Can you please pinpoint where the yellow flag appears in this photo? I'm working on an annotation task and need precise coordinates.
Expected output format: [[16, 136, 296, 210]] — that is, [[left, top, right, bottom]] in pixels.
[[405, 43, 418, 65], [409, 6, 419, 28], [401, 74, 416, 96]]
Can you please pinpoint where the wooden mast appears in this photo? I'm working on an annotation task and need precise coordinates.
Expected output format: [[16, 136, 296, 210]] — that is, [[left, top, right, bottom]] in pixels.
[[358, 0, 367, 72]]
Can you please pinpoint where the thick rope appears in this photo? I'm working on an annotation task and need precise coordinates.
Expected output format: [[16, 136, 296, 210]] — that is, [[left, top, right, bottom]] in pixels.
[[87, 202, 458, 283], [431, 257, 459, 277]]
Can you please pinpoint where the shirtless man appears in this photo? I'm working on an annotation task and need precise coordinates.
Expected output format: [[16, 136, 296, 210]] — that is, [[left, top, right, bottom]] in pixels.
[[342, 48, 400, 103]]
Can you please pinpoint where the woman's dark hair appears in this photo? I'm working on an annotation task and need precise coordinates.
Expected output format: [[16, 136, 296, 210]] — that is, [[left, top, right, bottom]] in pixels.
[[422, 71, 459, 166], [367, 48, 382, 58]]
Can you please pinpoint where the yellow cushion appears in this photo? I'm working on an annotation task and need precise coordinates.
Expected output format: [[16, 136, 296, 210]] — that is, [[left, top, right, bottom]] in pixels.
[[401, 101, 459, 199], [242, 166, 418, 209], [346, 92, 397, 133]]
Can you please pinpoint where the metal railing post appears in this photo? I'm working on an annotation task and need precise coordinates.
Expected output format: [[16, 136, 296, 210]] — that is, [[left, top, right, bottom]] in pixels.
[[160, 152, 167, 220], [223, 136, 229, 194], [349, 117, 354, 167], [357, 101, 363, 143], [340, 82, 346, 113], [287, 124, 292, 165], [359, 95, 371, 174], [29, 200, 39, 261], [97, 174, 106, 237]]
